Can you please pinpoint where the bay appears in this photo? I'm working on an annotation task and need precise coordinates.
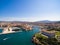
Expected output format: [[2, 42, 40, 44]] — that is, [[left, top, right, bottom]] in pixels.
[[0, 26, 40, 45]]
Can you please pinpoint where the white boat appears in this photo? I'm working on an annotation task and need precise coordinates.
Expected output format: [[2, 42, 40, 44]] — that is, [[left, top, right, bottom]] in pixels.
[[3, 38, 9, 40]]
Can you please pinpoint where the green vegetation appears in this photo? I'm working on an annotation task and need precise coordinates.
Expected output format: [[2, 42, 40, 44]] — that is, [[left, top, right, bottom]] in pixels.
[[35, 33, 60, 45], [35, 33, 48, 45], [35, 33, 48, 40], [56, 31, 60, 36], [55, 31, 60, 42]]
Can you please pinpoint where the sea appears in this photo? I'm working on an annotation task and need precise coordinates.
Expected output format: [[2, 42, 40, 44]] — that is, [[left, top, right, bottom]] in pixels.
[[0, 26, 40, 45]]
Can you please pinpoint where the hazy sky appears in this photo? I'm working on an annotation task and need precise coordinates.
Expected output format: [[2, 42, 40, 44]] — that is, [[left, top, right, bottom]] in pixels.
[[0, 0, 60, 22]]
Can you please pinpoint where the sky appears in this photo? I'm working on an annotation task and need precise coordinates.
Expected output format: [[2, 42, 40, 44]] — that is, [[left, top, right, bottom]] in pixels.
[[0, 0, 60, 22]]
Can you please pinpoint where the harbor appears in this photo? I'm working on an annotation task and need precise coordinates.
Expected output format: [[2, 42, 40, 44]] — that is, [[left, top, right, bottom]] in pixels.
[[0, 26, 40, 45]]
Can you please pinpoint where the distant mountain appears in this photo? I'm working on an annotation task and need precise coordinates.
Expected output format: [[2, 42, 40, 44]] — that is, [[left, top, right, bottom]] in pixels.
[[55, 21, 60, 23], [35, 20, 60, 23], [35, 20, 54, 23]]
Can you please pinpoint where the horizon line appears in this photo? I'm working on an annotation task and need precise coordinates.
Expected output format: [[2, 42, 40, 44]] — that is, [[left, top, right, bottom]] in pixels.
[[0, 20, 60, 22]]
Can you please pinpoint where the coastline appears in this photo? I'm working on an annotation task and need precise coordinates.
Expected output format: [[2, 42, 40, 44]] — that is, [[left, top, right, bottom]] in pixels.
[[32, 33, 42, 45], [32, 32, 60, 45]]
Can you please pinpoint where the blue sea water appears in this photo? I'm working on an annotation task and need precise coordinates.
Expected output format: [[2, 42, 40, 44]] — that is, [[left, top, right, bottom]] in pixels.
[[0, 29, 2, 33], [0, 26, 40, 45]]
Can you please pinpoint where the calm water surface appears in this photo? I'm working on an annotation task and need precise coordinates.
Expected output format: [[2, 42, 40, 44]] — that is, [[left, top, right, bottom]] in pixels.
[[0, 26, 40, 45]]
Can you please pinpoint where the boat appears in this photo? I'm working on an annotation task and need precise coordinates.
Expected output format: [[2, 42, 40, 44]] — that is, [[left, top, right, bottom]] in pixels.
[[3, 38, 9, 40]]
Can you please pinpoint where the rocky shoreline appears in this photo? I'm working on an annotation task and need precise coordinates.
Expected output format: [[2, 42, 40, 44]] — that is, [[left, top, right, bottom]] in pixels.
[[32, 32, 60, 45], [32, 34, 42, 45]]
